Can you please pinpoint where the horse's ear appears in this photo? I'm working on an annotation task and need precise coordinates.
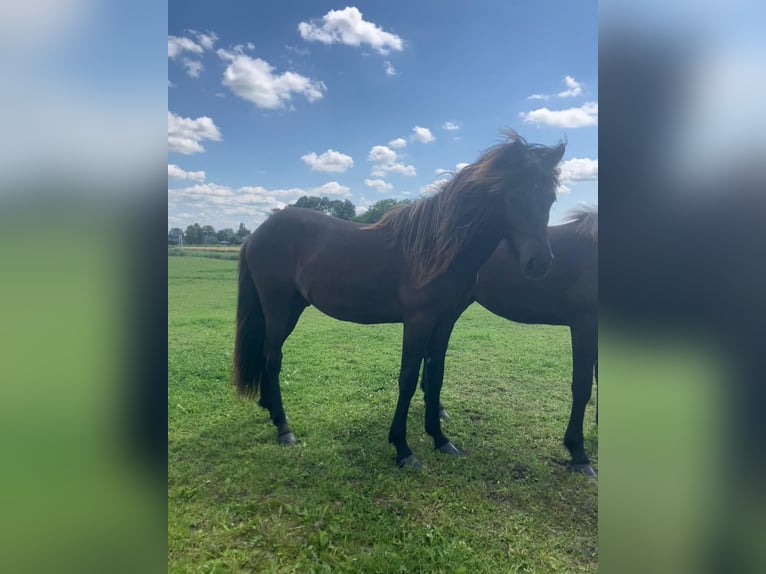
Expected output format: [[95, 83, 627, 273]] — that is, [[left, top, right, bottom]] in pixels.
[[543, 143, 566, 168]]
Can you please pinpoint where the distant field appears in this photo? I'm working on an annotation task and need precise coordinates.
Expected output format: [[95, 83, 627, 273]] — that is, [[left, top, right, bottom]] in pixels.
[[184, 246, 241, 252], [168, 246, 240, 260], [168, 256, 598, 573]]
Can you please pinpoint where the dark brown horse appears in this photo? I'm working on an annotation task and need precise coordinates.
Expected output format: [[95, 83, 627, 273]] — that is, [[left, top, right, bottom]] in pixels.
[[426, 207, 597, 475], [232, 132, 565, 468]]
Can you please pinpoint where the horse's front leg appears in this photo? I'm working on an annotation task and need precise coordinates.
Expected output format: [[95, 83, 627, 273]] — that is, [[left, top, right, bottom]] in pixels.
[[388, 319, 430, 468], [424, 319, 460, 455], [564, 319, 597, 477]]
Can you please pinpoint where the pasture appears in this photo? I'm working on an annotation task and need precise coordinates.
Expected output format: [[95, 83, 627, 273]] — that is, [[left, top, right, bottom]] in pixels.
[[168, 256, 598, 573]]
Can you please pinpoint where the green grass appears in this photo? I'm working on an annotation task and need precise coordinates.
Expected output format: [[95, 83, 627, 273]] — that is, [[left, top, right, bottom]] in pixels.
[[169, 257, 598, 573], [168, 246, 240, 260]]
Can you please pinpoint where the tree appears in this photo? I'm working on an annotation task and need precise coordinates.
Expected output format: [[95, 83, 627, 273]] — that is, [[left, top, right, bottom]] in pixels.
[[201, 225, 217, 244], [353, 199, 411, 224], [184, 223, 203, 244], [328, 199, 356, 220], [292, 195, 331, 213], [235, 222, 251, 244], [168, 227, 184, 244], [217, 228, 236, 243], [288, 196, 356, 220]]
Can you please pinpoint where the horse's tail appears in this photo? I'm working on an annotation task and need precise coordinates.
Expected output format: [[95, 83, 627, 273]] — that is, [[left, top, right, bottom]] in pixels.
[[232, 242, 265, 397], [594, 352, 598, 425]]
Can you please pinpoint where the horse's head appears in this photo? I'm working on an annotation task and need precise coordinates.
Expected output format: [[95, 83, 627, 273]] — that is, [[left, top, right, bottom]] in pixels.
[[481, 134, 564, 279]]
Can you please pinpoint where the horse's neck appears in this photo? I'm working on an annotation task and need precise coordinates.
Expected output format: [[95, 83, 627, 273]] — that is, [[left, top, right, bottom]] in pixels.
[[452, 215, 504, 276]]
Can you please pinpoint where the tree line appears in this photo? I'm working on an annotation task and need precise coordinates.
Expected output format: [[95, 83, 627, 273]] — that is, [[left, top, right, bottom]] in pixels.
[[169, 196, 411, 245]]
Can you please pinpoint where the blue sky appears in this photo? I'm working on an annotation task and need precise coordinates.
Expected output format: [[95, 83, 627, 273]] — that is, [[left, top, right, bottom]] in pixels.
[[168, 1, 597, 231]]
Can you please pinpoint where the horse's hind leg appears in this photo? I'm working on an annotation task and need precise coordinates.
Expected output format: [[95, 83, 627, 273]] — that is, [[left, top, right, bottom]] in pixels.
[[259, 292, 307, 445], [594, 352, 598, 425], [564, 319, 597, 477], [420, 364, 449, 419]]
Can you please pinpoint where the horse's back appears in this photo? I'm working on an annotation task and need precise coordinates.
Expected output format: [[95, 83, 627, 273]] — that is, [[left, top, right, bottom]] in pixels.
[[245, 208, 404, 323]]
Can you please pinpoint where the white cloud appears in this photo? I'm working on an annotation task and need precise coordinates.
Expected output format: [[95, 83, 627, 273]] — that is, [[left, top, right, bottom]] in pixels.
[[285, 44, 311, 57], [442, 121, 460, 130], [411, 125, 435, 143], [372, 163, 416, 177], [192, 31, 218, 50], [388, 137, 406, 149], [311, 181, 351, 198], [298, 7, 404, 55], [526, 75, 585, 101], [301, 149, 354, 173], [168, 111, 222, 154], [169, 31, 217, 79], [364, 178, 393, 193], [559, 158, 598, 182], [368, 145, 397, 164], [556, 158, 598, 195], [182, 58, 204, 78], [420, 179, 448, 195], [558, 75, 583, 98], [168, 164, 205, 182], [218, 48, 326, 109], [168, 181, 308, 229], [170, 182, 232, 198], [384, 60, 397, 76], [168, 35, 203, 59], [435, 162, 469, 176], [520, 101, 598, 128], [368, 145, 416, 177]]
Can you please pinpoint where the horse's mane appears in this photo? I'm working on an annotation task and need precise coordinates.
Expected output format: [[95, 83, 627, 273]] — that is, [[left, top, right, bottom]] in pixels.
[[562, 205, 598, 243], [364, 130, 561, 287]]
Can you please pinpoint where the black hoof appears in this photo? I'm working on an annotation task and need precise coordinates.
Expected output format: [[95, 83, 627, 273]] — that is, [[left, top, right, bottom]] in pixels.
[[569, 463, 597, 478], [278, 432, 297, 446], [398, 455, 422, 469], [439, 408, 449, 420], [437, 441, 461, 456]]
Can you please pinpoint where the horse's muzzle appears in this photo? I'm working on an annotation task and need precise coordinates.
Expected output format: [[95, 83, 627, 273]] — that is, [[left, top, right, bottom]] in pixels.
[[522, 251, 554, 280]]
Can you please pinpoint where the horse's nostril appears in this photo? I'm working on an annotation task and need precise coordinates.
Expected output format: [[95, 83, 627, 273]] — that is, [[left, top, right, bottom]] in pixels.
[[525, 255, 552, 279]]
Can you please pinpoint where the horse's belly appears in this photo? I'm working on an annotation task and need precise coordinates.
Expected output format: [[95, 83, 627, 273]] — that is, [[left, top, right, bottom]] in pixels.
[[311, 296, 402, 325], [304, 279, 402, 325]]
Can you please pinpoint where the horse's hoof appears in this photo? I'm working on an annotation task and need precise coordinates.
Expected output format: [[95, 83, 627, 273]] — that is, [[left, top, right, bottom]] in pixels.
[[439, 408, 449, 420], [569, 463, 597, 478], [437, 441, 461, 456], [398, 455, 422, 469], [278, 432, 297, 446]]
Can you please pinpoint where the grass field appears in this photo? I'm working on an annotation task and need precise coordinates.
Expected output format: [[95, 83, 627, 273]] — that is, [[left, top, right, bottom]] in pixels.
[[169, 246, 240, 260], [168, 256, 598, 573]]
